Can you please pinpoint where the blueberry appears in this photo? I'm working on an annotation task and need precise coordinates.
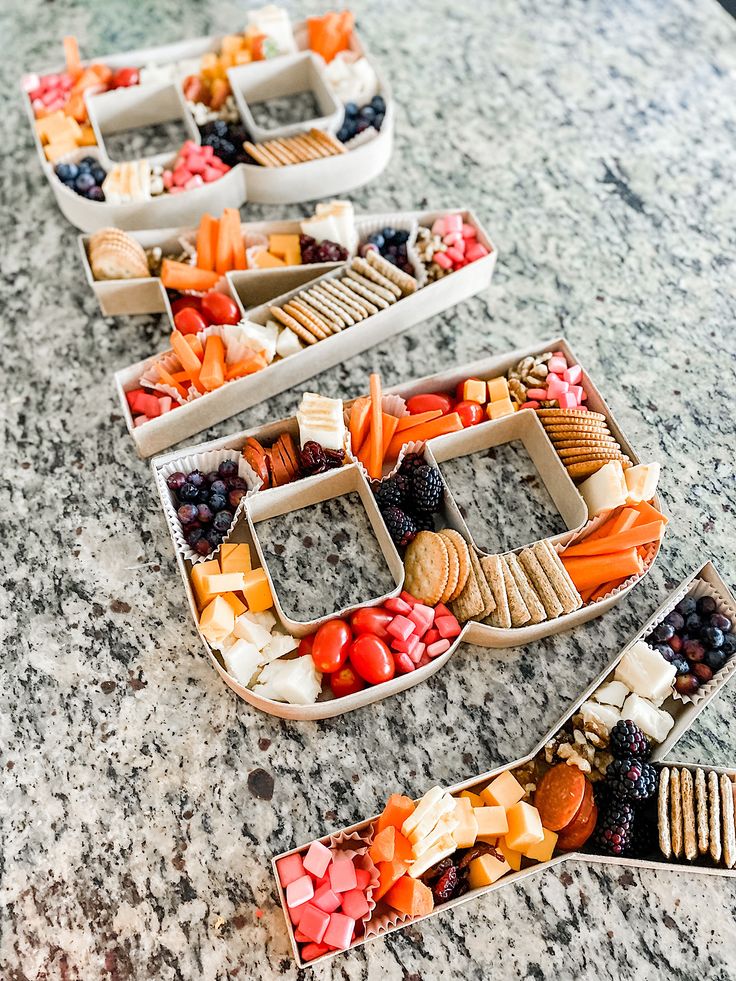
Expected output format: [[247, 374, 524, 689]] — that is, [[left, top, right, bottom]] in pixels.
[[227, 476, 248, 491], [710, 613, 731, 633], [228, 488, 246, 509], [672, 658, 690, 676], [178, 482, 200, 503], [91, 167, 106, 185], [186, 526, 205, 547], [653, 643, 675, 662], [75, 172, 96, 193], [337, 125, 351, 142], [370, 94, 386, 114], [683, 638, 705, 662], [651, 622, 675, 643], [167, 471, 187, 492], [86, 186, 105, 201], [696, 595, 717, 616], [76, 160, 92, 173], [218, 459, 238, 478], [197, 504, 213, 524], [685, 612, 702, 633], [344, 102, 359, 118], [81, 155, 97, 167], [394, 229, 410, 245], [368, 232, 385, 249], [664, 610, 685, 631], [701, 626, 724, 649], [56, 162, 78, 181], [206, 470, 220, 484], [355, 118, 371, 134], [381, 226, 396, 241], [373, 112, 385, 130], [206, 527, 223, 549], [676, 596, 697, 617], [209, 479, 227, 497], [213, 510, 233, 532], [187, 470, 206, 488], [721, 634, 736, 657], [208, 493, 227, 513], [177, 503, 199, 525], [359, 105, 376, 122], [704, 648, 727, 672]]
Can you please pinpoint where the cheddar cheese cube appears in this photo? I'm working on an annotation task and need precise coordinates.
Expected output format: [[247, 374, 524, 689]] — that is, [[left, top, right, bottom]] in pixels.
[[199, 595, 235, 645], [462, 378, 486, 404], [487, 397, 515, 420], [473, 806, 509, 838], [486, 377, 509, 402], [480, 771, 525, 810], [204, 572, 246, 595], [221, 591, 247, 617], [254, 250, 286, 269], [460, 790, 484, 807], [505, 802, 544, 852], [190, 559, 221, 609], [522, 827, 558, 863], [268, 233, 301, 266], [243, 568, 273, 612], [496, 837, 522, 871], [451, 797, 478, 849], [467, 852, 511, 889], [220, 543, 252, 576]]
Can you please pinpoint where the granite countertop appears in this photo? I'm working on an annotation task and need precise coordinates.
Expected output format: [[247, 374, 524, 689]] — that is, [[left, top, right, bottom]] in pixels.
[[3, 0, 736, 978]]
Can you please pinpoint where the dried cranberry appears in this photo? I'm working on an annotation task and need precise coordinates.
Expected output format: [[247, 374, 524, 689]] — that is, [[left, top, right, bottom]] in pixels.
[[324, 448, 346, 469], [432, 864, 459, 902], [457, 841, 497, 869], [299, 441, 327, 475], [421, 856, 453, 883]]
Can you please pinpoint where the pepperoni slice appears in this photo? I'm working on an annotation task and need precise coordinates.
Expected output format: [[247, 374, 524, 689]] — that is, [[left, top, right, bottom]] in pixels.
[[534, 764, 586, 831], [565, 776, 594, 830], [556, 802, 598, 852]]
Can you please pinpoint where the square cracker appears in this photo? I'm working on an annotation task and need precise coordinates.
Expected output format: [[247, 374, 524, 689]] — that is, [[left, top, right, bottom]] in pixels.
[[695, 768, 709, 855], [708, 770, 721, 864], [681, 768, 697, 861], [657, 766, 671, 860], [481, 554, 511, 629], [505, 552, 547, 624], [500, 555, 530, 627], [670, 768, 683, 859]]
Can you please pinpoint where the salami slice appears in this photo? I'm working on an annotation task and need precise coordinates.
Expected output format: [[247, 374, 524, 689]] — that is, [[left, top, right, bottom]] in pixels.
[[565, 776, 594, 830], [535, 764, 586, 831], [556, 802, 598, 852]]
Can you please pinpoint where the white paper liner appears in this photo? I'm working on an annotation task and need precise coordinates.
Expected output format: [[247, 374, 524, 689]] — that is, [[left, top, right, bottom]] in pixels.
[[354, 213, 427, 289], [323, 830, 381, 937], [346, 395, 411, 480], [156, 447, 261, 564], [658, 577, 736, 708], [139, 350, 190, 405], [344, 126, 380, 151]]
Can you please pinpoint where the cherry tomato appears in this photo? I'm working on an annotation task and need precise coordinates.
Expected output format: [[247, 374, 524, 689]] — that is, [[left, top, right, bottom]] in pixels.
[[406, 393, 454, 416], [174, 306, 208, 335], [200, 291, 241, 326], [298, 634, 315, 656], [350, 606, 393, 639], [455, 400, 485, 427], [170, 295, 201, 316], [312, 619, 352, 674], [112, 67, 140, 88], [349, 634, 395, 686], [330, 663, 366, 699]]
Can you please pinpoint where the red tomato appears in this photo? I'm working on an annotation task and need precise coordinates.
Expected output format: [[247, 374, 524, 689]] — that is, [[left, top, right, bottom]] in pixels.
[[349, 634, 395, 686], [312, 619, 352, 674], [200, 291, 241, 326], [112, 67, 140, 88], [170, 295, 201, 316], [455, 400, 485, 427], [406, 393, 454, 416], [330, 663, 365, 699], [298, 634, 315, 656], [350, 606, 393, 638], [174, 306, 208, 335]]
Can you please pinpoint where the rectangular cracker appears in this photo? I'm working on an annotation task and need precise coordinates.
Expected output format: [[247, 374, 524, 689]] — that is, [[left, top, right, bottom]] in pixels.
[[681, 768, 697, 861], [505, 552, 547, 624], [721, 773, 735, 869], [695, 768, 709, 855], [449, 561, 485, 624], [469, 548, 495, 618], [500, 555, 530, 627], [481, 554, 511, 629], [670, 768, 683, 859], [658, 766, 671, 860], [709, 770, 722, 863], [533, 540, 581, 614], [519, 547, 563, 619]]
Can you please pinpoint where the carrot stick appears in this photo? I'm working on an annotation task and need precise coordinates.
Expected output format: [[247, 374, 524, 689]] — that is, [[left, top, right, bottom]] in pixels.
[[380, 414, 400, 462], [368, 374, 383, 480], [561, 521, 664, 558], [561, 549, 642, 592], [225, 208, 246, 270], [357, 435, 372, 472], [607, 507, 640, 537], [196, 214, 216, 271], [170, 330, 203, 374], [385, 412, 463, 461], [590, 577, 628, 602], [225, 352, 267, 380], [200, 335, 226, 391], [64, 36, 82, 80], [171, 370, 189, 382], [396, 409, 442, 431], [184, 333, 204, 359], [632, 499, 668, 526], [215, 210, 235, 275], [576, 512, 621, 543], [156, 365, 188, 400], [161, 259, 219, 292], [579, 586, 597, 604], [349, 398, 371, 455]]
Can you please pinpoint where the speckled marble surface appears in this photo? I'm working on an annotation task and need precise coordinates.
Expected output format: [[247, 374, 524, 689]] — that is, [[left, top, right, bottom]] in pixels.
[[3, 0, 736, 978]]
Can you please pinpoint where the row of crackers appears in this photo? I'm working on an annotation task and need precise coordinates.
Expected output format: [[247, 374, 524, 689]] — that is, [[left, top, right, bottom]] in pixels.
[[658, 765, 736, 868]]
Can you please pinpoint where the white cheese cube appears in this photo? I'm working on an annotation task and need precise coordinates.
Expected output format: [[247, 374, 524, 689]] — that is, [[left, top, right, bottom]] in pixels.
[[239, 321, 278, 362], [614, 641, 677, 706], [248, 610, 277, 632], [300, 214, 341, 245], [580, 700, 621, 733], [408, 834, 457, 878], [593, 680, 629, 708], [579, 461, 628, 518], [625, 463, 661, 504], [411, 814, 459, 858], [401, 786, 446, 837], [275, 327, 304, 359], [260, 632, 299, 664], [620, 693, 675, 744], [252, 655, 322, 704], [233, 613, 272, 651], [224, 639, 263, 688]]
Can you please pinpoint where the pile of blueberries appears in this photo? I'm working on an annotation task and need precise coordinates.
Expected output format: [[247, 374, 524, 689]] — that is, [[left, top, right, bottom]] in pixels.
[[336, 94, 386, 143], [55, 156, 107, 200], [647, 593, 736, 697], [199, 119, 250, 168], [166, 460, 249, 556], [359, 226, 413, 275]]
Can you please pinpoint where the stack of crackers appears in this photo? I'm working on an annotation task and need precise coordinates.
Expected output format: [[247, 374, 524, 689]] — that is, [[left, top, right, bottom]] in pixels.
[[536, 408, 632, 482], [88, 228, 150, 281], [403, 531, 582, 628], [269, 251, 417, 346], [244, 129, 346, 167], [658, 766, 735, 868]]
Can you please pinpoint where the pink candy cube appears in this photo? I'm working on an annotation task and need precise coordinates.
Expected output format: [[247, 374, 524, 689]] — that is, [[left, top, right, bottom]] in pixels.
[[289, 902, 306, 925], [434, 251, 453, 270], [444, 246, 464, 264], [184, 175, 204, 191], [323, 912, 355, 950], [408, 641, 425, 664], [399, 591, 419, 607], [158, 396, 172, 414], [427, 638, 451, 659], [301, 942, 330, 962], [546, 377, 569, 399], [424, 627, 441, 646], [525, 388, 548, 400], [547, 356, 568, 374], [312, 884, 341, 914], [435, 614, 461, 639], [393, 652, 415, 674], [303, 840, 332, 879], [465, 242, 489, 262], [407, 604, 434, 637], [391, 632, 420, 657], [443, 232, 462, 247], [563, 364, 582, 385], [461, 222, 477, 239], [431, 217, 447, 236], [203, 166, 223, 182], [521, 400, 541, 410], [328, 859, 357, 894], [286, 874, 314, 909], [444, 213, 463, 233], [568, 384, 583, 403], [277, 853, 305, 888], [387, 615, 415, 642], [557, 393, 578, 409], [298, 904, 330, 944], [340, 889, 370, 920], [385, 597, 412, 616], [133, 415, 148, 428]]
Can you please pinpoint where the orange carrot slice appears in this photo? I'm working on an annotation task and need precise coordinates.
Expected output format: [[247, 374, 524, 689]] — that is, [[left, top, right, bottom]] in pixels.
[[156, 365, 188, 400], [368, 373, 383, 480], [184, 333, 204, 360], [590, 577, 628, 602], [225, 208, 246, 270], [380, 413, 400, 462], [561, 521, 664, 558], [64, 36, 82, 80], [396, 409, 442, 431], [373, 860, 410, 902], [369, 827, 396, 864], [631, 499, 668, 526], [200, 335, 226, 391], [225, 352, 268, 380], [561, 548, 642, 592], [385, 412, 463, 461], [195, 214, 216, 271], [170, 330, 203, 374], [383, 875, 433, 917], [349, 398, 371, 454], [376, 794, 415, 833], [161, 259, 218, 292]]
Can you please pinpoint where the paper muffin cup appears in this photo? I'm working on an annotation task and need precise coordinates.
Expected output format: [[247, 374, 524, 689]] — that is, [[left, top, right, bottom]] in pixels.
[[139, 351, 189, 404], [323, 829, 381, 936], [354, 213, 427, 289], [346, 394, 409, 480], [156, 447, 261, 564]]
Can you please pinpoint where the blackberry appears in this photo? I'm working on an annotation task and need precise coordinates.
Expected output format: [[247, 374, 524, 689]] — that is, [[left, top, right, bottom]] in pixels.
[[595, 799, 635, 856], [399, 452, 427, 476], [606, 757, 658, 802], [409, 510, 435, 533], [609, 720, 650, 760], [382, 506, 417, 548], [408, 464, 443, 513], [626, 803, 658, 858], [374, 474, 408, 510]]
